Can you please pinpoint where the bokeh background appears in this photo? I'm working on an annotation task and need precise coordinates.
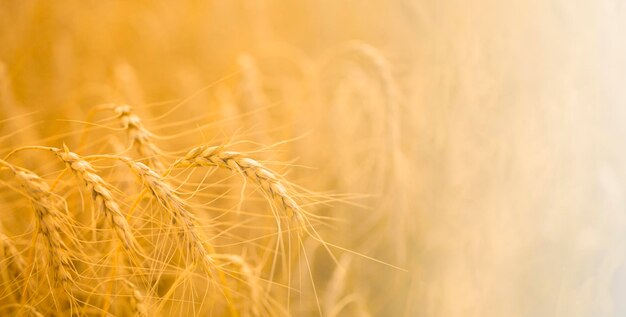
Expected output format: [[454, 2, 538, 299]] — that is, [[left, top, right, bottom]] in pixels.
[[2, 1, 626, 316]]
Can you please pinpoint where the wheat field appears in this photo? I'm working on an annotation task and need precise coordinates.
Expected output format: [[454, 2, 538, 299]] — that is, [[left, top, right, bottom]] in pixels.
[[1, 1, 626, 316]]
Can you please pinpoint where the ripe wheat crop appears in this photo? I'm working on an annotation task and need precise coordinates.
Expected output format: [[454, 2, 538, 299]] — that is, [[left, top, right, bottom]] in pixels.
[[1, 1, 623, 317]]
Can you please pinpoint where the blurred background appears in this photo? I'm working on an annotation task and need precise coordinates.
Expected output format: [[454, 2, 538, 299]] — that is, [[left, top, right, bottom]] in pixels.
[[1, 1, 626, 316]]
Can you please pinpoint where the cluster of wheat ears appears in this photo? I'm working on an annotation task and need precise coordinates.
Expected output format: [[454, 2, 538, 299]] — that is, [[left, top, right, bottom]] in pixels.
[[0, 42, 410, 315], [0, 100, 323, 316], [3, 1, 621, 316], [0, 1, 422, 315], [0, 96, 338, 316]]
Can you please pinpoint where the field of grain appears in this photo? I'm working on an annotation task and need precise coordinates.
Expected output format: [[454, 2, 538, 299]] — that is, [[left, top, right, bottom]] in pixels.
[[1, 1, 626, 316]]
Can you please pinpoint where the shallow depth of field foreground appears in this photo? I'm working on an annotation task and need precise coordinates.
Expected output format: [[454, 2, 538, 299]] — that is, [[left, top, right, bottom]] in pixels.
[[1, 1, 626, 317]]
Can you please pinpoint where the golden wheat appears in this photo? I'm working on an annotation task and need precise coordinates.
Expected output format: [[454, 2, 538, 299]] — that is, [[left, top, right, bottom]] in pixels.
[[1, 161, 75, 290], [112, 104, 165, 171], [123, 279, 149, 317], [0, 232, 25, 288], [0, 1, 448, 316], [51, 145, 137, 253], [173, 145, 304, 223], [120, 157, 214, 269]]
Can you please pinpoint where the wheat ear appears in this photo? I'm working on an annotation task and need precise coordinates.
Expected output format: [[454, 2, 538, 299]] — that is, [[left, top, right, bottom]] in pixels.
[[0, 61, 18, 116], [1, 163, 75, 288], [237, 53, 268, 112], [341, 42, 402, 153], [0, 61, 39, 149], [114, 62, 145, 106], [113, 104, 165, 171], [89, 156, 243, 316], [0, 231, 26, 283], [121, 158, 214, 268], [51, 145, 137, 252], [173, 145, 303, 222], [213, 254, 263, 317], [123, 279, 149, 317]]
